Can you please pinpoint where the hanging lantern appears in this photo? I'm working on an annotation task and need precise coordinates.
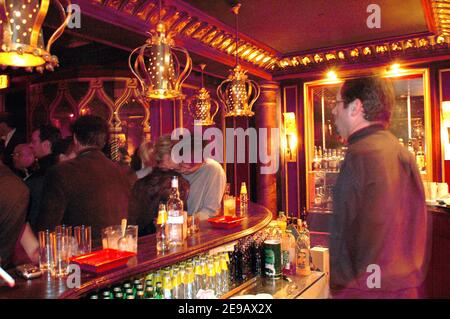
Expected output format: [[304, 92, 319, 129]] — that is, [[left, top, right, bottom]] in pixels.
[[0, 0, 72, 72], [216, 3, 260, 117], [128, 1, 192, 100], [188, 64, 219, 126]]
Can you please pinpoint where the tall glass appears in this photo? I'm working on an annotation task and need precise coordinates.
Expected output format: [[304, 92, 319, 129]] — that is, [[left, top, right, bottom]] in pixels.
[[38, 230, 52, 271], [50, 232, 71, 278], [74, 225, 91, 256]]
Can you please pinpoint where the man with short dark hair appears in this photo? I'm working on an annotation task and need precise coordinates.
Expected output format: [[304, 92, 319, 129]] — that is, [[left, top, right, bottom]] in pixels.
[[26, 124, 61, 230], [36, 115, 133, 239], [330, 76, 430, 298], [0, 112, 26, 170]]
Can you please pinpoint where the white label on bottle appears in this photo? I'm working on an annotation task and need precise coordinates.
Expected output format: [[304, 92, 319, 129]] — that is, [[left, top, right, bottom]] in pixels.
[[171, 178, 178, 188], [167, 213, 184, 224]]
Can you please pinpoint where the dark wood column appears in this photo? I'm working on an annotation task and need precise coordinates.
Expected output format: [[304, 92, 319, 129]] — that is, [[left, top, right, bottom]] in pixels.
[[255, 81, 280, 215]]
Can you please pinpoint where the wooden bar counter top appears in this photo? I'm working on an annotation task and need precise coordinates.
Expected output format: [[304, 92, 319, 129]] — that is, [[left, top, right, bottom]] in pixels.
[[0, 202, 272, 299]]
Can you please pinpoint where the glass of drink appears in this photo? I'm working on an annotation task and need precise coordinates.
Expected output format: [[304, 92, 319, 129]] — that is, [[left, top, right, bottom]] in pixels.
[[38, 230, 52, 272], [102, 225, 138, 253], [223, 196, 236, 217], [187, 214, 199, 235], [49, 231, 71, 278], [74, 225, 92, 256]]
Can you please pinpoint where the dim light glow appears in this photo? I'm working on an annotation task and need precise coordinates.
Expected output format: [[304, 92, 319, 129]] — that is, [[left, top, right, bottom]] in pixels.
[[441, 101, 450, 160], [384, 63, 406, 77], [283, 112, 298, 162], [0, 52, 45, 67], [326, 70, 338, 81], [0, 74, 9, 89]]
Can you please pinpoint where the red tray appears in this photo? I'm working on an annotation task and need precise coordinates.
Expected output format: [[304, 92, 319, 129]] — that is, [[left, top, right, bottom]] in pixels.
[[207, 216, 246, 229], [70, 249, 136, 274]]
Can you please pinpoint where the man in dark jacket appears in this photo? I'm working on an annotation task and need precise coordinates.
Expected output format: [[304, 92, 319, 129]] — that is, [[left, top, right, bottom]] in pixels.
[[0, 161, 28, 267], [36, 116, 133, 240], [26, 125, 61, 230], [330, 76, 431, 298]]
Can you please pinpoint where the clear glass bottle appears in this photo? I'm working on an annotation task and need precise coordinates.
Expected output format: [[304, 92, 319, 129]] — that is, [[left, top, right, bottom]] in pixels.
[[162, 270, 172, 299], [171, 266, 183, 299], [296, 220, 311, 276], [281, 230, 296, 276], [205, 256, 216, 292], [213, 254, 222, 295], [167, 176, 184, 247], [156, 203, 169, 252], [220, 252, 229, 294], [317, 146, 323, 171], [194, 257, 204, 293], [239, 182, 248, 217], [185, 263, 195, 299]]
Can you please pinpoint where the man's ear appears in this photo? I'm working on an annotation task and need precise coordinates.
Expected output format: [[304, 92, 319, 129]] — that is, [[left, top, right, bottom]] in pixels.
[[350, 99, 363, 116]]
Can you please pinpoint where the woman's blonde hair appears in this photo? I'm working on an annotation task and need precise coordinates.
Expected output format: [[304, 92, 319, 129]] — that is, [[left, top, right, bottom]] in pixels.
[[154, 134, 176, 163], [139, 141, 156, 167]]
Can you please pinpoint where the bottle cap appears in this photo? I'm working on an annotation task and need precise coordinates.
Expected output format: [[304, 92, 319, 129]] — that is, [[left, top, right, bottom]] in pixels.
[[171, 176, 178, 188]]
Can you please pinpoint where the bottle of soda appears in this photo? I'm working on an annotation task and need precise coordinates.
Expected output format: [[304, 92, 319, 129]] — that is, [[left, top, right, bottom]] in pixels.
[[145, 286, 154, 299], [154, 282, 163, 299]]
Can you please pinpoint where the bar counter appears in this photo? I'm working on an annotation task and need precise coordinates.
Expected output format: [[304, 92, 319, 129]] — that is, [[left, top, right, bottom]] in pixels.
[[0, 202, 273, 299]]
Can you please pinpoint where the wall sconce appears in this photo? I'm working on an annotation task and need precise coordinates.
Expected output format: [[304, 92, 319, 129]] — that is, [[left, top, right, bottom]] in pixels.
[[283, 112, 297, 162], [384, 63, 406, 78], [441, 101, 450, 160], [0, 75, 9, 89]]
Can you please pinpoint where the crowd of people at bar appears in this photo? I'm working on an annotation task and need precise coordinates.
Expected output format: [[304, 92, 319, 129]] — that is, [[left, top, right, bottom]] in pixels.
[[0, 113, 226, 268]]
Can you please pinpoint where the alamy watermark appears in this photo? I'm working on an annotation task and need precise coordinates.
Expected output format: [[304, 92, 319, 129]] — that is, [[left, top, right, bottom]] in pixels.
[[366, 264, 381, 289], [367, 4, 381, 29], [170, 121, 280, 175]]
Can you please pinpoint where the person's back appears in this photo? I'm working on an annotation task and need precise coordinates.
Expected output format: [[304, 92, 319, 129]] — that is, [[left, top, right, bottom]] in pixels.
[[331, 126, 430, 293], [0, 162, 28, 266], [37, 148, 131, 239]]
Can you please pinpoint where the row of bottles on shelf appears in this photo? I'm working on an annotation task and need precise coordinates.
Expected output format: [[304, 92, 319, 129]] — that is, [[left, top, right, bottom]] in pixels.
[[88, 251, 231, 299], [399, 138, 426, 173], [88, 212, 312, 300], [312, 146, 347, 172]]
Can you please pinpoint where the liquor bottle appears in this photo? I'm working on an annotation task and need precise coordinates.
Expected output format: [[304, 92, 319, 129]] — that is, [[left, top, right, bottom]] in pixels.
[[416, 141, 426, 172], [239, 182, 248, 217], [167, 176, 184, 247], [322, 149, 329, 171], [277, 211, 287, 233], [281, 230, 296, 276], [296, 220, 311, 276], [156, 203, 169, 252], [312, 146, 320, 170], [317, 146, 323, 171]]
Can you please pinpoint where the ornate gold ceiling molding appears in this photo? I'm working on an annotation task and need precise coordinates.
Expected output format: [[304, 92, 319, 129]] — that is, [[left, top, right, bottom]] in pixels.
[[88, 0, 279, 70], [274, 34, 450, 72], [431, 0, 450, 35]]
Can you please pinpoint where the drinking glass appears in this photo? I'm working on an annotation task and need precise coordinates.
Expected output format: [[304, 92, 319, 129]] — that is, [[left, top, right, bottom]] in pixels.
[[223, 196, 236, 217], [49, 232, 71, 278], [38, 230, 52, 272], [74, 225, 92, 256]]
